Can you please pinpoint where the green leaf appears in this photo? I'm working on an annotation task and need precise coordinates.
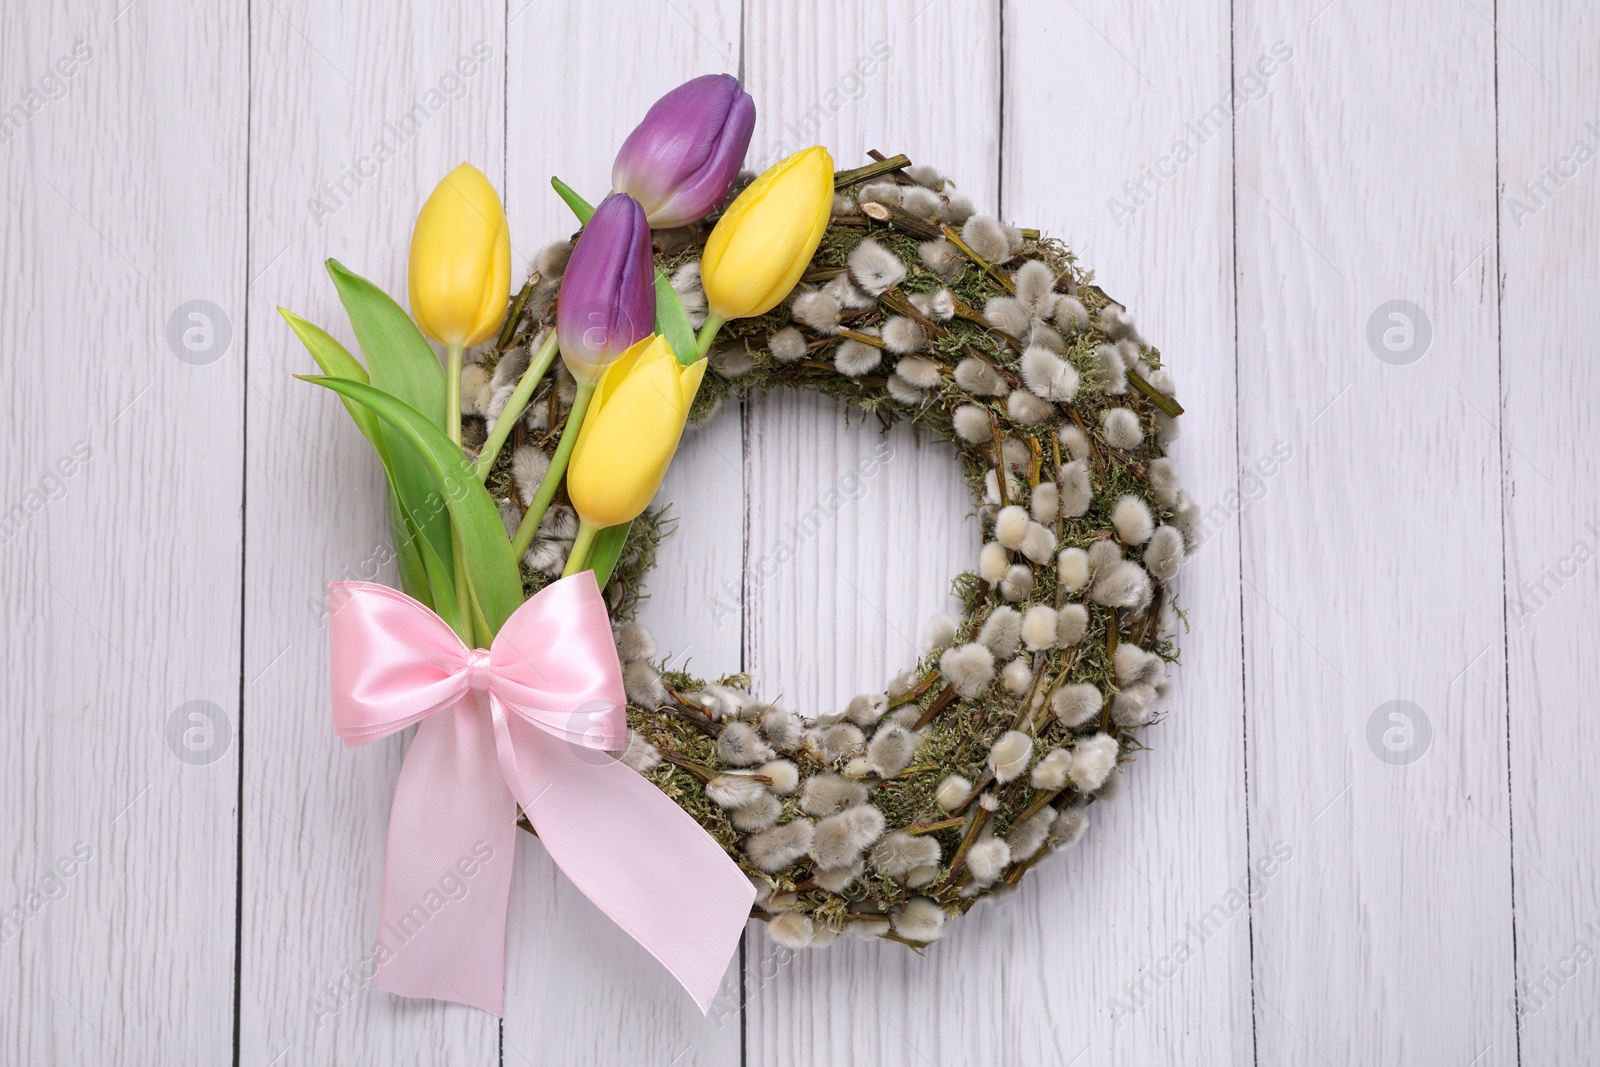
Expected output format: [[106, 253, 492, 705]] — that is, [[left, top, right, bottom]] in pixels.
[[551, 176, 596, 224], [323, 261, 456, 623], [415, 534, 462, 635], [586, 521, 632, 591], [386, 487, 432, 604], [325, 259, 446, 430], [300, 376, 525, 637], [278, 308, 383, 446], [654, 270, 699, 366], [280, 305, 437, 611]]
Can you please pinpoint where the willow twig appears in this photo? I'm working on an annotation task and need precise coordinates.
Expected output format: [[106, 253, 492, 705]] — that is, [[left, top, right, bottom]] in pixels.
[[1067, 407, 1102, 480], [491, 275, 538, 358], [836, 327, 886, 347], [888, 669, 942, 709], [833, 153, 911, 188], [941, 223, 1016, 294], [860, 200, 942, 241], [878, 287, 949, 337], [1012, 786, 1065, 826], [938, 805, 994, 890], [1026, 436, 1044, 488], [661, 753, 716, 782], [912, 683, 957, 731], [1127, 367, 1184, 418]]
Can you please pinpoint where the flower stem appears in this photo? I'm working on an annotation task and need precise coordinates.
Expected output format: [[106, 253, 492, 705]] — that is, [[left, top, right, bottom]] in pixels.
[[445, 342, 465, 446], [561, 519, 601, 577], [510, 379, 597, 560], [695, 311, 725, 358], [475, 329, 559, 480], [440, 340, 479, 644]]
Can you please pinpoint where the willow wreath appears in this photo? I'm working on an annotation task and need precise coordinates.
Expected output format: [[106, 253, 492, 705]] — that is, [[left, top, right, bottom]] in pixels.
[[462, 152, 1195, 950]]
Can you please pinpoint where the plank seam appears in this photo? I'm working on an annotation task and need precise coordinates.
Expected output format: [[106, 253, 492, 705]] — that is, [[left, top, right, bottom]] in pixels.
[[1490, 1, 1524, 1061], [232, 3, 253, 1063], [1227, 2, 1260, 1063], [997, 0, 1007, 219], [500, 3, 511, 1064], [737, 11, 750, 1065]]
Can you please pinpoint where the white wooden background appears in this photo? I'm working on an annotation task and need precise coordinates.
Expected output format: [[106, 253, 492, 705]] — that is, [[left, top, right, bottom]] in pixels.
[[2, 0, 1594, 1063]]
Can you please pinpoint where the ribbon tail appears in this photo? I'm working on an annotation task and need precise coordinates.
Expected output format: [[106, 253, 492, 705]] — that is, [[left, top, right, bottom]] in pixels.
[[503, 718, 755, 1012], [372, 695, 518, 1015]]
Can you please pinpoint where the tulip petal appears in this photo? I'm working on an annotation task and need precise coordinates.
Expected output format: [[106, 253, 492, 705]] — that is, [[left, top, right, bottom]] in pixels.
[[557, 193, 656, 381], [679, 356, 708, 409], [407, 163, 511, 348], [567, 336, 700, 529], [701, 146, 833, 321], [613, 74, 756, 228]]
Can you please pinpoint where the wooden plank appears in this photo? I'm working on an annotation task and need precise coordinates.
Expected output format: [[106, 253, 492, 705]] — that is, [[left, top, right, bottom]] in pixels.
[[11, 4, 1584, 1064], [739, 0, 1000, 790], [1235, 4, 1514, 1064], [0, 0, 246, 1063], [1497, 2, 1600, 1060], [738, 2, 1026, 1064], [1002, 1, 1249, 1062], [240, 4, 505, 1063], [500, 2, 747, 1063]]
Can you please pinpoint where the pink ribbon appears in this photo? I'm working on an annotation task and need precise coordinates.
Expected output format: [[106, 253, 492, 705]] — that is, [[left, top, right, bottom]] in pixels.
[[326, 574, 754, 1015]]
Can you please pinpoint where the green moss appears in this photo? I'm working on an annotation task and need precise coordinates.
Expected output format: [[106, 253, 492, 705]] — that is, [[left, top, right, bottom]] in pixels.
[[484, 165, 1184, 926]]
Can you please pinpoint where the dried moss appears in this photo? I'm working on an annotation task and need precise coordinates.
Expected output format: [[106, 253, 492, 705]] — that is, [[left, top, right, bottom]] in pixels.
[[489, 156, 1187, 934]]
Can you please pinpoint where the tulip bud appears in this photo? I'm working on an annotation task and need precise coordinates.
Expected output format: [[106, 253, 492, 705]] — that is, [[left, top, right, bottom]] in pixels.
[[700, 146, 833, 322], [408, 163, 511, 348], [556, 193, 656, 383], [612, 74, 756, 229], [567, 334, 707, 529]]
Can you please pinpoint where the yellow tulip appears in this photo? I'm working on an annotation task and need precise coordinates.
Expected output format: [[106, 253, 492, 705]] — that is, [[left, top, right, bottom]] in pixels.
[[408, 162, 511, 349], [700, 145, 833, 321], [567, 334, 707, 529]]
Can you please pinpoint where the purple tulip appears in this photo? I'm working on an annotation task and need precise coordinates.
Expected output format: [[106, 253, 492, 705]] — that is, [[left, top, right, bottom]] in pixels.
[[556, 192, 655, 382], [611, 74, 757, 229]]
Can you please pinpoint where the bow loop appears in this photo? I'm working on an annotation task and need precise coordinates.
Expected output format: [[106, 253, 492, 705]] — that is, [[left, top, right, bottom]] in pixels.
[[486, 574, 628, 750], [325, 572, 753, 1015], [327, 581, 472, 744]]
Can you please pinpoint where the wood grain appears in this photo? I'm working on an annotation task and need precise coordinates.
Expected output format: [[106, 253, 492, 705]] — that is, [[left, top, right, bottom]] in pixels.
[[739, 2, 1018, 1065], [501, 2, 747, 1063], [1003, 0, 1250, 1062], [1498, 2, 1600, 1061], [240, 2, 505, 1063], [5, 0, 1598, 1063], [1234, 3, 1514, 1064], [0, 0, 246, 1062]]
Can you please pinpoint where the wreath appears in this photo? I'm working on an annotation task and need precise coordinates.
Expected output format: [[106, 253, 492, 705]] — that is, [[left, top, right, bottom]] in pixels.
[[292, 75, 1194, 1012], [468, 155, 1193, 950]]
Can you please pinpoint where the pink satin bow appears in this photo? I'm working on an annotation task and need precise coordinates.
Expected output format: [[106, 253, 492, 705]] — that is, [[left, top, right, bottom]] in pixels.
[[327, 574, 754, 1015]]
